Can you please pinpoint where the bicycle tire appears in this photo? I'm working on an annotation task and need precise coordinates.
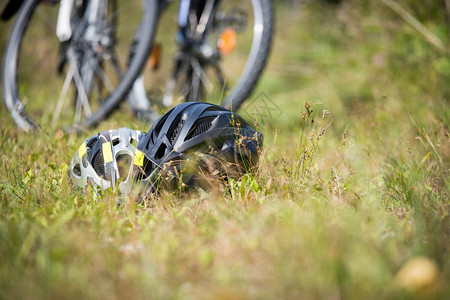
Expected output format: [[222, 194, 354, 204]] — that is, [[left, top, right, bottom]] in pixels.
[[143, 0, 273, 112], [221, 0, 273, 110], [2, 0, 158, 132]]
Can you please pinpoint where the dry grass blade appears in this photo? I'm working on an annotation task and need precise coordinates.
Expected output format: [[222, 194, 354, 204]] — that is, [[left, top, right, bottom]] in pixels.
[[380, 0, 447, 53]]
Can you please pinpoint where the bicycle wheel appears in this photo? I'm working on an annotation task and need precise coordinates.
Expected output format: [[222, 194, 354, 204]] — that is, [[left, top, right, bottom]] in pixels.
[[2, 0, 157, 132], [144, 0, 273, 111]]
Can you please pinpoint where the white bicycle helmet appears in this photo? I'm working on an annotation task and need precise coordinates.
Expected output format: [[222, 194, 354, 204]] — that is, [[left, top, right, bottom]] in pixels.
[[69, 127, 145, 194]]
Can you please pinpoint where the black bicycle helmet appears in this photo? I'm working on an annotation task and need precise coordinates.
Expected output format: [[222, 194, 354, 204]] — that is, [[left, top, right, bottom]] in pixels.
[[134, 102, 263, 190], [69, 127, 145, 193]]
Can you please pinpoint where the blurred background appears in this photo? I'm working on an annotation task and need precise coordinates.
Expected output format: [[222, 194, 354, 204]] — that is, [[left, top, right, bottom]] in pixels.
[[0, 0, 448, 299], [0, 0, 448, 136]]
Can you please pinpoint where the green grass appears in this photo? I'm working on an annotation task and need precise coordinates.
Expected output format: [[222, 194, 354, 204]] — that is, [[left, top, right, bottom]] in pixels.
[[0, 1, 449, 299]]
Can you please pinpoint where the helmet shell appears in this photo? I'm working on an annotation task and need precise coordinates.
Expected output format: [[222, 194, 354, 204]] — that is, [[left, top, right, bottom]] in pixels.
[[135, 102, 263, 189], [69, 127, 145, 194]]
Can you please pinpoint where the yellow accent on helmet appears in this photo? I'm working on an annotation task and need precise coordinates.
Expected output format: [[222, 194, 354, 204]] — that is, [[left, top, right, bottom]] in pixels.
[[134, 149, 145, 167], [102, 142, 113, 163], [78, 142, 87, 159]]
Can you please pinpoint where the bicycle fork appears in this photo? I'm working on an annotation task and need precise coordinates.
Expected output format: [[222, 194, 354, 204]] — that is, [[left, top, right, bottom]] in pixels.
[[54, 0, 106, 123], [56, 0, 74, 41]]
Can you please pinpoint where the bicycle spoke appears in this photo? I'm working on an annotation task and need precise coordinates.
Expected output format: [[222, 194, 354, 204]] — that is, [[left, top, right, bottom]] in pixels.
[[109, 50, 124, 78], [213, 59, 240, 84], [75, 92, 82, 123], [67, 47, 92, 120], [194, 0, 216, 42], [91, 56, 117, 94], [190, 57, 213, 92], [52, 67, 74, 125], [189, 70, 201, 101], [211, 62, 228, 94]]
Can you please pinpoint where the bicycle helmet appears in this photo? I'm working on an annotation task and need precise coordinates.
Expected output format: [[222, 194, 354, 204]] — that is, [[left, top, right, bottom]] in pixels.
[[69, 127, 145, 194], [134, 102, 263, 191]]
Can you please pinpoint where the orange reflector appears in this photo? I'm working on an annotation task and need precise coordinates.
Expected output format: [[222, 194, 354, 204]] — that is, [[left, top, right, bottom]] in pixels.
[[148, 43, 161, 70], [217, 28, 237, 56]]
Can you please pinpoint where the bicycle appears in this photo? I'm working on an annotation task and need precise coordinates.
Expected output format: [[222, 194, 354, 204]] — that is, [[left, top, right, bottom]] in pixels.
[[1, 0, 158, 132], [141, 0, 274, 111], [2, 0, 273, 132]]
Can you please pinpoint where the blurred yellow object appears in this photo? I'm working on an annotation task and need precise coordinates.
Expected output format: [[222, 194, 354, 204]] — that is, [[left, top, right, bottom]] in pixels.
[[217, 28, 237, 56], [395, 256, 441, 297]]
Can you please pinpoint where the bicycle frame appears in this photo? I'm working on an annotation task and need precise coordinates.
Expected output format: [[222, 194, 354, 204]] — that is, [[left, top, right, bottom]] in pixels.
[[157, 0, 222, 44], [56, 0, 74, 41], [56, 0, 106, 42]]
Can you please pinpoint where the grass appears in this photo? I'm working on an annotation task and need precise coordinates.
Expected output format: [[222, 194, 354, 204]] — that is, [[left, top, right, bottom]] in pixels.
[[0, 0, 449, 299]]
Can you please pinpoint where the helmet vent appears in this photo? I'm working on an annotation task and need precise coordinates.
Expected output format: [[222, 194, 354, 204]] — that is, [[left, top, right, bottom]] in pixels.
[[82, 155, 89, 168], [144, 159, 155, 177], [168, 114, 185, 144], [87, 137, 97, 149], [155, 143, 167, 160], [146, 133, 154, 151], [92, 151, 105, 178], [112, 138, 120, 146], [205, 105, 226, 112], [130, 138, 138, 148], [185, 117, 215, 141], [116, 154, 132, 179], [136, 158, 155, 180], [154, 109, 171, 137], [73, 163, 82, 177]]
